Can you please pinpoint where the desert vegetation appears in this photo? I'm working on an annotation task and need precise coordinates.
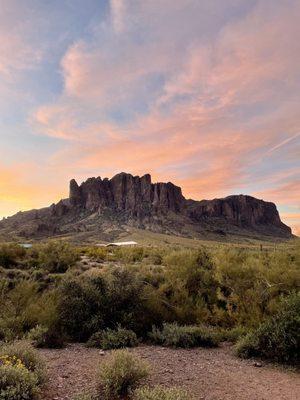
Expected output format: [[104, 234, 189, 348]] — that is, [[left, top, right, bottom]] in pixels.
[[0, 240, 299, 398], [0, 341, 46, 399], [0, 241, 299, 356]]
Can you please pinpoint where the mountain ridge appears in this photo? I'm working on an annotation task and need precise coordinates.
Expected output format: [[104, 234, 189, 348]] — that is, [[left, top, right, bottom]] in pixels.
[[0, 172, 292, 242]]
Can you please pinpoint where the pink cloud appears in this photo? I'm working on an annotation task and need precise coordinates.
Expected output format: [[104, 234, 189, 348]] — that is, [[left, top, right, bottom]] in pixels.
[[23, 0, 300, 229]]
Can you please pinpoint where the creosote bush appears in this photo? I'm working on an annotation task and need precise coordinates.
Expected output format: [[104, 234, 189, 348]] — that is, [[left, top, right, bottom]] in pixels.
[[149, 323, 220, 348], [134, 386, 191, 400], [235, 293, 300, 364], [86, 326, 138, 349], [99, 350, 149, 399]]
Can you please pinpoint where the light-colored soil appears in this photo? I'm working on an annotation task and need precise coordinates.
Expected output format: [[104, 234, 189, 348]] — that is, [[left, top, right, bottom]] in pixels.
[[40, 343, 300, 400]]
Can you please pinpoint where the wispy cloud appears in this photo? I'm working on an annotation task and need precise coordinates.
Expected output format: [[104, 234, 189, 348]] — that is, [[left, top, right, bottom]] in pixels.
[[110, 0, 126, 34], [267, 132, 300, 154]]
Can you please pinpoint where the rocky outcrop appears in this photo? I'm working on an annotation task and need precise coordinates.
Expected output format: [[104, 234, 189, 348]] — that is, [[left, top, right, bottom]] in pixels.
[[68, 172, 185, 216], [187, 195, 288, 230], [0, 172, 292, 240]]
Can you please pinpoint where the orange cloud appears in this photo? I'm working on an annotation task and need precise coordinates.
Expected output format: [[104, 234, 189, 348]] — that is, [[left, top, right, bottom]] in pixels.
[[255, 181, 300, 205]]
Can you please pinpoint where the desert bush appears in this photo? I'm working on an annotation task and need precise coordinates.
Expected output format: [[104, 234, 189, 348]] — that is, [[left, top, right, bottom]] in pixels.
[[214, 246, 300, 327], [134, 386, 190, 400], [0, 363, 39, 399], [36, 241, 79, 273], [149, 323, 220, 348], [0, 342, 46, 384], [57, 274, 108, 341], [99, 350, 149, 399], [218, 326, 249, 343], [235, 293, 300, 364], [85, 246, 108, 262], [115, 247, 145, 263], [0, 244, 26, 269], [142, 248, 164, 265], [0, 281, 41, 340], [58, 267, 154, 341], [0, 280, 59, 341], [28, 325, 65, 349], [87, 326, 138, 349], [163, 248, 218, 324]]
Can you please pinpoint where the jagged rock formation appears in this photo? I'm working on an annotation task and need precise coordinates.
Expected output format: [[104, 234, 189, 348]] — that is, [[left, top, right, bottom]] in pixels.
[[68, 173, 184, 215], [0, 172, 292, 241]]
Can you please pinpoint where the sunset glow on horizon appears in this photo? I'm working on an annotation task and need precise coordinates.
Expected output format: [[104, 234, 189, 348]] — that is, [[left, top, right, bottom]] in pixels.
[[0, 0, 299, 235]]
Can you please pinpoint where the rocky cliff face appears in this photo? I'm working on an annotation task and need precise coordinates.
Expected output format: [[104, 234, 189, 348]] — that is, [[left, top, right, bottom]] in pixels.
[[0, 172, 292, 240], [187, 195, 286, 230], [68, 173, 185, 216]]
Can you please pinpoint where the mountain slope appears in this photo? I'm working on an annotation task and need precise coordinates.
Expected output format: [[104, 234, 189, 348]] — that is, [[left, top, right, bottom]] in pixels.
[[0, 172, 292, 242]]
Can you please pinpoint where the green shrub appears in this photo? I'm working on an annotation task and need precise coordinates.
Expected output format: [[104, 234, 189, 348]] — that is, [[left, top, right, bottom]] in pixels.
[[134, 386, 190, 400], [99, 350, 149, 399], [235, 293, 300, 364], [115, 247, 145, 263], [0, 244, 25, 269], [58, 267, 152, 341], [0, 342, 46, 384], [0, 278, 60, 342], [27, 325, 48, 342], [87, 326, 138, 349], [28, 325, 65, 349], [85, 246, 108, 262], [36, 241, 79, 273], [149, 323, 220, 348], [218, 326, 249, 343], [0, 363, 39, 399]]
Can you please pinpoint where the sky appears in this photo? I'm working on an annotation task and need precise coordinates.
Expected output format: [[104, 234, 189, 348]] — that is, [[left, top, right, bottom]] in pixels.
[[0, 0, 299, 235]]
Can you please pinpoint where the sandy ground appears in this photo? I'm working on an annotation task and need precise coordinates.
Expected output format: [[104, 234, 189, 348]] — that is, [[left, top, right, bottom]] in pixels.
[[40, 343, 300, 400]]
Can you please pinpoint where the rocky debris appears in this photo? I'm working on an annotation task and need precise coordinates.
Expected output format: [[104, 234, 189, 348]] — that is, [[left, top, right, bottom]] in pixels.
[[0, 172, 292, 240]]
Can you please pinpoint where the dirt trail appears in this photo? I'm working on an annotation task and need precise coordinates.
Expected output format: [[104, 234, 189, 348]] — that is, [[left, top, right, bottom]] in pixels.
[[40, 344, 300, 400]]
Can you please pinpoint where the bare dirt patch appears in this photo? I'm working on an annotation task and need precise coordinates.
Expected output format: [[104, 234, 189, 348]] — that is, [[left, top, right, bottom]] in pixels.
[[40, 343, 300, 400]]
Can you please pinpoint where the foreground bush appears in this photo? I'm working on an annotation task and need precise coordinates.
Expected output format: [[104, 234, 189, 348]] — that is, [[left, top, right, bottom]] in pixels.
[[0, 363, 39, 399], [99, 350, 149, 399], [235, 293, 300, 364], [150, 323, 220, 348], [0, 342, 46, 384], [218, 326, 249, 343], [87, 326, 138, 349], [28, 325, 65, 349], [134, 386, 190, 400]]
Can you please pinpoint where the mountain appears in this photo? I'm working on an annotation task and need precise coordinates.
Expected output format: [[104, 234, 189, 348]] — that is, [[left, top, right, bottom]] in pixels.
[[0, 172, 292, 242]]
